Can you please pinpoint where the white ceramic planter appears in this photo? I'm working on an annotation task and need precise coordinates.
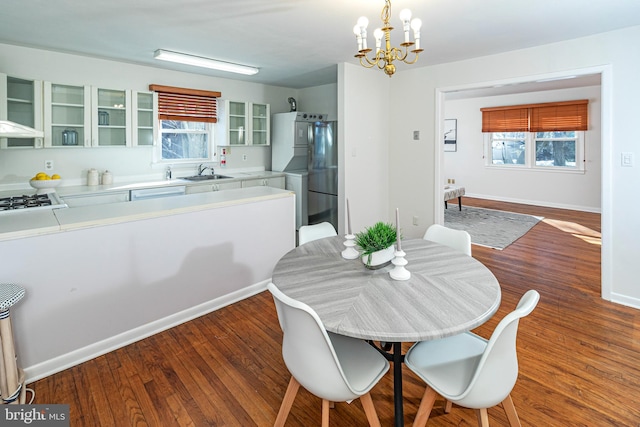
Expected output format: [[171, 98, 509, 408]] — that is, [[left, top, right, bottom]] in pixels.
[[361, 245, 395, 269]]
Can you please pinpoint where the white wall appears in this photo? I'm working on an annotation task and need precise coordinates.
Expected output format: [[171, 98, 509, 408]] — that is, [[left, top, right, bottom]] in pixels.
[[338, 63, 391, 235], [0, 43, 298, 186], [384, 25, 640, 307], [297, 83, 338, 121], [443, 85, 601, 212]]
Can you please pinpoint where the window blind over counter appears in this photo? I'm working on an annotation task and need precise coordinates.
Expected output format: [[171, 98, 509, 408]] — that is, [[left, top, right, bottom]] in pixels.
[[149, 84, 221, 123], [481, 99, 588, 132]]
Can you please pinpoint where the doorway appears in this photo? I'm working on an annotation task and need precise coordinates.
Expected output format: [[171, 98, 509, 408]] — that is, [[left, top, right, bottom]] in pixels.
[[434, 66, 611, 299]]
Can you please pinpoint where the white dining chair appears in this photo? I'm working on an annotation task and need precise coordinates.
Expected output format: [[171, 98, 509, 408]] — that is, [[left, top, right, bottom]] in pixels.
[[423, 224, 472, 256], [267, 283, 390, 427], [298, 221, 337, 245], [405, 290, 540, 427]]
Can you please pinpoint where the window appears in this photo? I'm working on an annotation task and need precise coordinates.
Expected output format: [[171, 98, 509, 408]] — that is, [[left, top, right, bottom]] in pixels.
[[482, 100, 587, 172], [149, 84, 221, 162], [490, 132, 526, 165], [534, 131, 579, 168], [160, 120, 210, 160], [488, 131, 583, 170]]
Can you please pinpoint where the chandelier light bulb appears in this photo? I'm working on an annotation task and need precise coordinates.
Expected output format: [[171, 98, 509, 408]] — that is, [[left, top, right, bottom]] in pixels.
[[374, 28, 384, 53], [399, 9, 412, 23], [411, 18, 422, 50], [354, 25, 364, 51], [399, 9, 412, 43], [357, 16, 369, 30]]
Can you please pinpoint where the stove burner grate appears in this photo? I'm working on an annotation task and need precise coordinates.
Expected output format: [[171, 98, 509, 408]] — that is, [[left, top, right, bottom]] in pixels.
[[0, 194, 55, 211]]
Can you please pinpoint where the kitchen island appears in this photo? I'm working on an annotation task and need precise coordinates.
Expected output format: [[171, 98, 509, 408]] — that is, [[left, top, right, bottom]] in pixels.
[[0, 186, 295, 382]]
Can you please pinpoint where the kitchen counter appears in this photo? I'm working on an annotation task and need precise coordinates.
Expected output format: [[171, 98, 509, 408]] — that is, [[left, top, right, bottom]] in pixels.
[[0, 186, 292, 242], [54, 170, 285, 198], [1, 184, 295, 383]]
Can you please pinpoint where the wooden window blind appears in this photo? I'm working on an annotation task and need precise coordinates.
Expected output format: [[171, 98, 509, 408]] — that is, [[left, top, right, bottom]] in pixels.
[[529, 100, 588, 132], [481, 99, 588, 132], [149, 84, 221, 123], [481, 107, 529, 133]]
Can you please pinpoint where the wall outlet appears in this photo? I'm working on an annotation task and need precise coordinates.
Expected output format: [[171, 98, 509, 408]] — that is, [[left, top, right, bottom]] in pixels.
[[44, 160, 54, 171], [413, 130, 420, 140], [242, 154, 247, 161], [413, 216, 419, 226]]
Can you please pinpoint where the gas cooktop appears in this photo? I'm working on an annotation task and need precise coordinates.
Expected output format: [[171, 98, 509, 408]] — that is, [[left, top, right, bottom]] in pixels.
[[0, 193, 67, 214]]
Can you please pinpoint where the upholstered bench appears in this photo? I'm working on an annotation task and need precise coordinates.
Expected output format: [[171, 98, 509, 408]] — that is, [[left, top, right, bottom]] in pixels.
[[444, 185, 465, 211]]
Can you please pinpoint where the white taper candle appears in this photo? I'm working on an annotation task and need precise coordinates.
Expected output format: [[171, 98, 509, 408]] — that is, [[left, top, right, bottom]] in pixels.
[[347, 199, 352, 235], [395, 208, 401, 251]]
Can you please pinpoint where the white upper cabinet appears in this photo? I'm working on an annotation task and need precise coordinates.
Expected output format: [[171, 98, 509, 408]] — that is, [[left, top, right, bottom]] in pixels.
[[91, 87, 131, 147], [43, 82, 91, 147], [43, 83, 157, 148], [0, 74, 44, 149], [224, 100, 270, 146], [131, 91, 157, 146]]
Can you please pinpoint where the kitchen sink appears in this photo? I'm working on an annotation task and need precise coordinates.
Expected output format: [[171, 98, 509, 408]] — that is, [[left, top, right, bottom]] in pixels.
[[182, 174, 233, 181]]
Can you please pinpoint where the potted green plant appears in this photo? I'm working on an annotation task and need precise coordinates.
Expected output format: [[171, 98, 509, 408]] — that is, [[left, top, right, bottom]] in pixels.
[[355, 221, 398, 268]]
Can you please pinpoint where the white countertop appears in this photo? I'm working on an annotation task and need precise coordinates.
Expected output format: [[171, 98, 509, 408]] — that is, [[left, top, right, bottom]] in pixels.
[[0, 186, 292, 242], [54, 170, 285, 198]]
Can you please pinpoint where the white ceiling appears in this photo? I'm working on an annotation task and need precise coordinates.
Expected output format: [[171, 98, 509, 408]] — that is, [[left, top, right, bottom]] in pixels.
[[1, 0, 640, 89]]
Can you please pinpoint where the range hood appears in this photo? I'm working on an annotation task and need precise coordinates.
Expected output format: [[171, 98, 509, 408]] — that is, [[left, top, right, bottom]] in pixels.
[[0, 120, 44, 138]]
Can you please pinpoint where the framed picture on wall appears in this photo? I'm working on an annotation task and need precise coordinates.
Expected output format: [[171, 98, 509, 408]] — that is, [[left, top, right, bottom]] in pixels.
[[444, 118, 457, 152]]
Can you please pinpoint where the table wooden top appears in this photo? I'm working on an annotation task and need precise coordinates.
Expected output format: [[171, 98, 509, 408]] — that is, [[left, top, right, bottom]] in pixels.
[[271, 236, 501, 342]]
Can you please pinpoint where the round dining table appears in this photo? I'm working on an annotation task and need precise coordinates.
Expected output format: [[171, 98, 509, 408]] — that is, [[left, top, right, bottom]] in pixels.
[[271, 236, 501, 427]]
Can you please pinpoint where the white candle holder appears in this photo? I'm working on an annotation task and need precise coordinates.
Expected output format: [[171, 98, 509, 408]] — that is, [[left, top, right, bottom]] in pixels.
[[342, 234, 359, 259], [389, 249, 411, 280]]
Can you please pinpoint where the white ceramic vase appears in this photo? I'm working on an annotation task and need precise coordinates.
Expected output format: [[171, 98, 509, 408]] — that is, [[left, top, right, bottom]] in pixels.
[[361, 245, 395, 269]]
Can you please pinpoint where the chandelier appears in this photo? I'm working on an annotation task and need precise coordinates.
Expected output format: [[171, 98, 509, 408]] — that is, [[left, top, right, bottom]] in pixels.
[[353, 0, 423, 77]]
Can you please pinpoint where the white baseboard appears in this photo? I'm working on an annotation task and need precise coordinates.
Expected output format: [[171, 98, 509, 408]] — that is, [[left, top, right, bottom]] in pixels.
[[24, 280, 271, 384], [465, 192, 602, 214], [609, 292, 640, 310]]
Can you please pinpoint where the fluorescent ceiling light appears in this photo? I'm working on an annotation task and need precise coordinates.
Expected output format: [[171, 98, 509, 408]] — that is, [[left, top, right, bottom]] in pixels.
[[154, 49, 259, 76]]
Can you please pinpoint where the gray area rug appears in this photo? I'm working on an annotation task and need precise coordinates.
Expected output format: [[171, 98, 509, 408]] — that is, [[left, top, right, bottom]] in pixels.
[[444, 206, 543, 250]]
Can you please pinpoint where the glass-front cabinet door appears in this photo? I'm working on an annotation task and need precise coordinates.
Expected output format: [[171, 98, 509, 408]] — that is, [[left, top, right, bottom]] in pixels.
[[91, 87, 131, 146], [44, 82, 91, 147], [131, 91, 157, 146], [224, 100, 270, 146], [0, 74, 44, 148], [227, 101, 247, 145], [251, 103, 270, 146]]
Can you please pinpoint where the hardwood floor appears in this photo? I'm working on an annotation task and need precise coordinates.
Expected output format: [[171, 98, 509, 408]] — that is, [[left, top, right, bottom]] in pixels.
[[31, 198, 640, 426]]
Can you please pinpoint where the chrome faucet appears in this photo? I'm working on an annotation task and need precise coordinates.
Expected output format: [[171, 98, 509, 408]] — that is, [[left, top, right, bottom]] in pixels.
[[197, 164, 213, 176]]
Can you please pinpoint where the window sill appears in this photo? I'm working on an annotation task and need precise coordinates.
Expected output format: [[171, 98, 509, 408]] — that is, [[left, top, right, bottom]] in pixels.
[[485, 165, 586, 175]]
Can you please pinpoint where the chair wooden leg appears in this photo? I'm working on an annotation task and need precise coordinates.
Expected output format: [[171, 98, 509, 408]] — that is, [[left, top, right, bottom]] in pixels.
[[476, 408, 490, 427], [501, 394, 522, 427], [359, 392, 382, 427], [274, 376, 300, 427], [412, 387, 437, 427], [322, 399, 330, 427], [444, 399, 453, 413]]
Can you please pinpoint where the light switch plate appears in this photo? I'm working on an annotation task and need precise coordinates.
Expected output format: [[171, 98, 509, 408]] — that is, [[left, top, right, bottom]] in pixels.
[[622, 152, 634, 167]]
